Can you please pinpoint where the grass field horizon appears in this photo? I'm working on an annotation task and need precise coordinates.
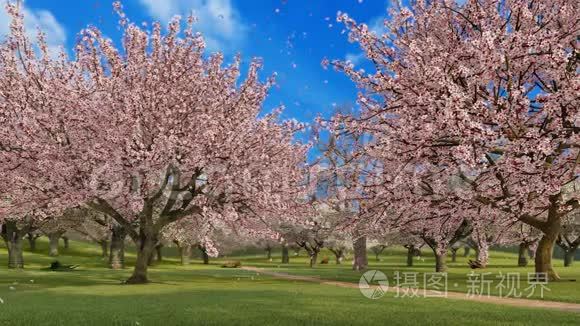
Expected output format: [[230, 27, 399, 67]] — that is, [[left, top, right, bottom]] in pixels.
[[0, 238, 578, 325]]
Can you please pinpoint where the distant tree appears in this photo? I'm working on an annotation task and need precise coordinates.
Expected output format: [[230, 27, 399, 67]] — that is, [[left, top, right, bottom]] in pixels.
[[557, 210, 580, 267]]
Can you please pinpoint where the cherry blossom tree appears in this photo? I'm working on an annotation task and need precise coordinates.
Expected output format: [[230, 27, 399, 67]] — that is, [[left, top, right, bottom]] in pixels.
[[498, 221, 542, 267], [25, 230, 41, 252], [400, 234, 424, 267], [325, 229, 352, 265], [107, 223, 128, 269], [368, 232, 412, 262], [369, 243, 387, 262], [328, 0, 578, 280], [464, 214, 516, 268], [313, 114, 373, 271], [256, 237, 278, 261], [341, 156, 479, 272], [417, 216, 472, 272], [1, 209, 82, 268], [0, 1, 90, 267], [38, 207, 89, 257], [1, 217, 35, 268], [557, 209, 579, 267], [74, 214, 113, 259], [279, 209, 330, 268], [162, 214, 219, 265], [1, 206, 85, 268], [0, 2, 309, 283], [68, 210, 129, 268], [371, 231, 423, 266]]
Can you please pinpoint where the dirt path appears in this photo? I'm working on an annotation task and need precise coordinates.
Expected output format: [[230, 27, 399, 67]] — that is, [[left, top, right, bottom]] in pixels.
[[241, 266, 580, 313]]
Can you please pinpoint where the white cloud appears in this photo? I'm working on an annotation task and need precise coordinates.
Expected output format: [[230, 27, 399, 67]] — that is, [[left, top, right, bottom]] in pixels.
[[0, 3, 67, 55], [345, 52, 365, 65], [138, 0, 247, 52], [368, 15, 387, 36], [343, 12, 386, 67]]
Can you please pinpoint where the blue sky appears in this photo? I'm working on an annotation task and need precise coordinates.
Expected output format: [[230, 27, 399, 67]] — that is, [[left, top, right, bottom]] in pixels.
[[0, 0, 394, 123]]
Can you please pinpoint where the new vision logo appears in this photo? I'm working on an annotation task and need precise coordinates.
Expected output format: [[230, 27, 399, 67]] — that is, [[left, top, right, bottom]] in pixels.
[[359, 270, 389, 299]]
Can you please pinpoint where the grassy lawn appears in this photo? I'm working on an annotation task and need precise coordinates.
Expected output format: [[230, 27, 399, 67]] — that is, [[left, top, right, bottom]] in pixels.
[[243, 246, 580, 304], [0, 239, 578, 325]]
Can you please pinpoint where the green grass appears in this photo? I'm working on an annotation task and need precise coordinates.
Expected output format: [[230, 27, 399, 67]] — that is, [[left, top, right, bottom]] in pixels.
[[245, 246, 580, 304], [0, 239, 578, 325]]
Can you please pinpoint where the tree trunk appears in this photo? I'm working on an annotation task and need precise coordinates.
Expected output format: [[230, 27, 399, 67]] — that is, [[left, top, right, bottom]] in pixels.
[[557, 236, 578, 268], [62, 236, 69, 249], [109, 225, 126, 269], [451, 248, 458, 262], [179, 245, 192, 265], [8, 238, 24, 268], [406, 246, 414, 267], [518, 242, 529, 267], [332, 249, 344, 264], [309, 251, 318, 268], [475, 239, 489, 268], [265, 247, 272, 260], [372, 245, 385, 261], [26, 233, 37, 252], [48, 232, 61, 257], [155, 244, 163, 262], [147, 249, 156, 266], [563, 247, 576, 267], [199, 246, 209, 264], [99, 240, 109, 258], [476, 248, 488, 268], [147, 241, 162, 266], [463, 246, 470, 257], [126, 237, 156, 284], [435, 253, 447, 272], [352, 236, 368, 271], [5, 236, 24, 268], [2, 221, 27, 269], [431, 247, 447, 272], [7, 237, 24, 269], [534, 221, 560, 281], [281, 244, 290, 264]]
